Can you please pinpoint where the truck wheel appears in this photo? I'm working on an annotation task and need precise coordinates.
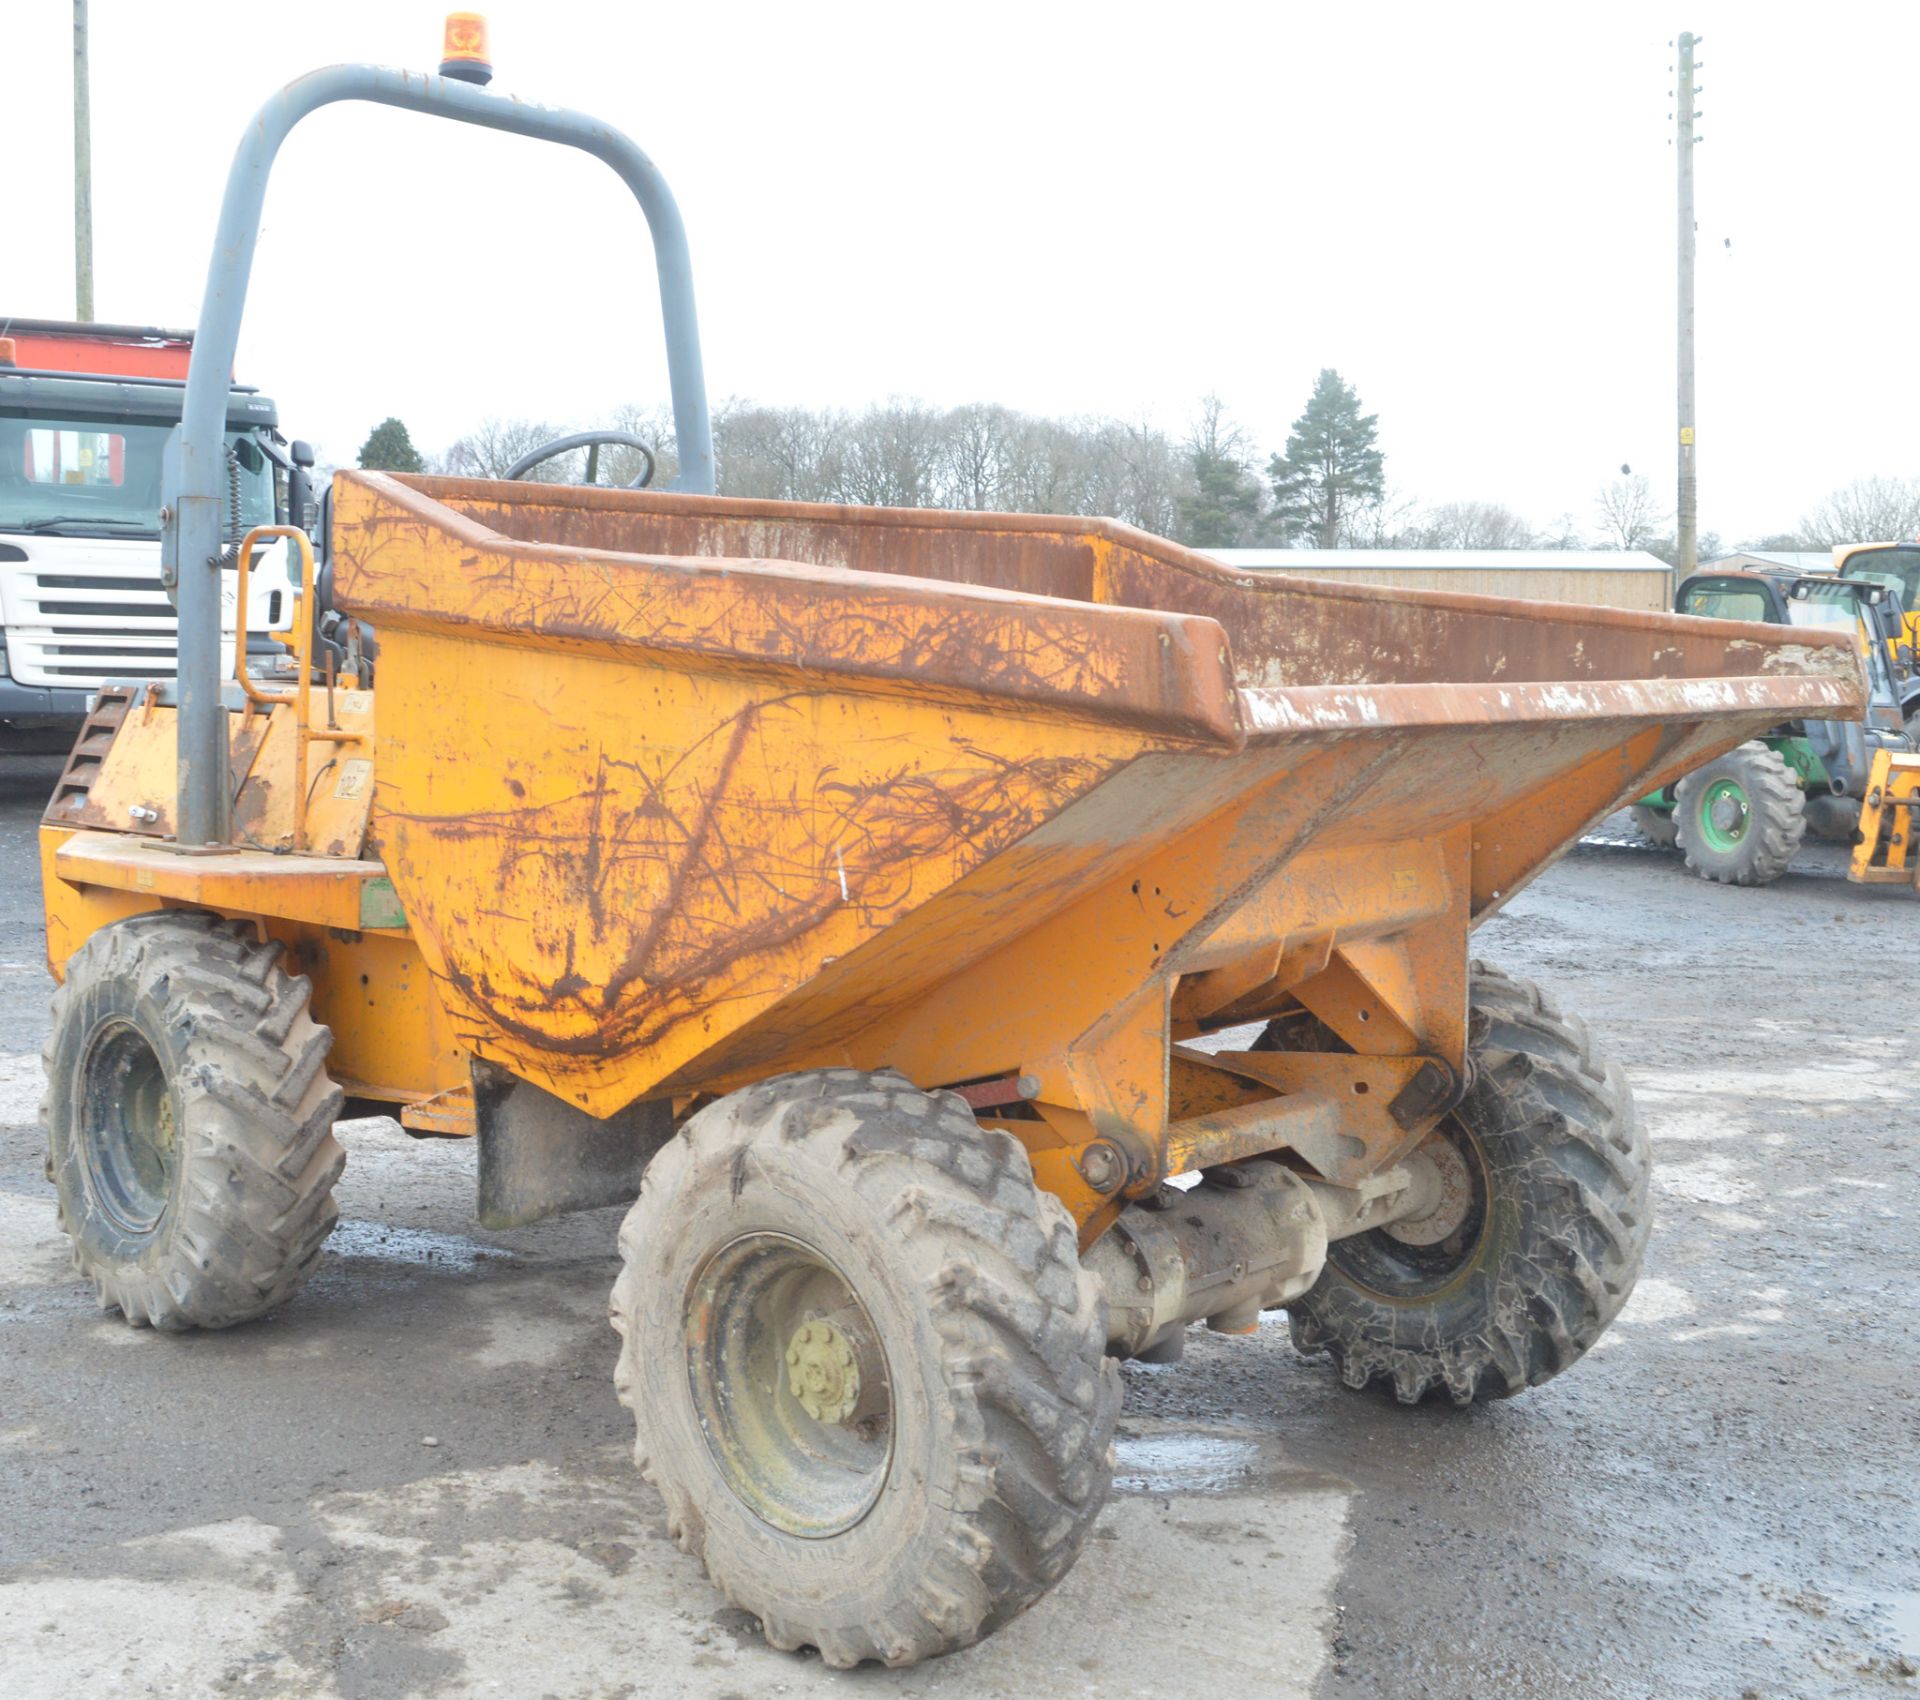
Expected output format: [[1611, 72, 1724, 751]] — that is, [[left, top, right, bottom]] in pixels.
[[611, 1069, 1119, 1668], [1628, 803, 1678, 848], [1802, 792, 1862, 844], [43, 912, 345, 1331], [1286, 962, 1648, 1405], [1672, 741, 1805, 885]]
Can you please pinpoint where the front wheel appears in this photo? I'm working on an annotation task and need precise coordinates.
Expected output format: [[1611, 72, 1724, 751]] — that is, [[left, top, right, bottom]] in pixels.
[[611, 1070, 1119, 1668], [1629, 802, 1679, 848], [1286, 962, 1649, 1405], [43, 912, 345, 1330], [1673, 740, 1806, 886]]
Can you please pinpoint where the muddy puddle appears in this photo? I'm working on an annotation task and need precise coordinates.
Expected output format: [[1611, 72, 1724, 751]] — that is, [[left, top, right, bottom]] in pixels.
[[326, 1219, 513, 1273], [1112, 1431, 1264, 1495]]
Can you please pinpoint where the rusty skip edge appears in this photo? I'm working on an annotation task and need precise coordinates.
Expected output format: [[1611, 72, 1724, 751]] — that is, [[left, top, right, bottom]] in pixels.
[[330, 473, 1865, 753], [1236, 668, 1864, 738], [387, 471, 1866, 688], [331, 473, 1244, 749], [372, 471, 1852, 661]]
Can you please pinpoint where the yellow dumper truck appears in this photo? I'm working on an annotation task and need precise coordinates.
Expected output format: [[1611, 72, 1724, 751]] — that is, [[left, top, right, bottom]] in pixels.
[[36, 43, 1865, 1670]]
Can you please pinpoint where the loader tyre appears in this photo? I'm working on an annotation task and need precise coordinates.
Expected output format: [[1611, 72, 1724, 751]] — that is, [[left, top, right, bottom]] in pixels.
[[1673, 740, 1805, 885], [43, 912, 345, 1331], [1628, 802, 1678, 848], [611, 1069, 1119, 1668], [1802, 791, 1862, 844], [1284, 962, 1649, 1405]]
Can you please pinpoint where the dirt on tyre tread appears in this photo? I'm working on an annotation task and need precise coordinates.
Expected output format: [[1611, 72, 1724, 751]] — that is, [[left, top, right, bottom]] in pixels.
[[609, 1067, 1120, 1668], [43, 911, 345, 1331], [1673, 740, 1807, 886], [1287, 960, 1651, 1405]]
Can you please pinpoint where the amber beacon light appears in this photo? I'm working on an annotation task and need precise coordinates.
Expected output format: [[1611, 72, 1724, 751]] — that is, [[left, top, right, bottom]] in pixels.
[[439, 12, 493, 85]]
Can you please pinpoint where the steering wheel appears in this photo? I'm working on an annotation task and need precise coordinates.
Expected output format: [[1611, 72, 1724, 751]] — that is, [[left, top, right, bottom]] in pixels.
[[503, 430, 656, 489]]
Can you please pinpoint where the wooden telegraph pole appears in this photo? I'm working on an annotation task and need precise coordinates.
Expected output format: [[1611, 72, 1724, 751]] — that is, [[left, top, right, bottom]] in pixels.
[[1675, 31, 1699, 576], [74, 0, 94, 321]]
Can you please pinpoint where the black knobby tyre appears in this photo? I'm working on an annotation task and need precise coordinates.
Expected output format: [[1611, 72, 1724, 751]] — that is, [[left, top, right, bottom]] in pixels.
[[1285, 962, 1649, 1405], [43, 912, 345, 1330], [1802, 791, 1863, 844], [1673, 739, 1806, 886], [610, 1068, 1120, 1668], [1628, 802, 1679, 848]]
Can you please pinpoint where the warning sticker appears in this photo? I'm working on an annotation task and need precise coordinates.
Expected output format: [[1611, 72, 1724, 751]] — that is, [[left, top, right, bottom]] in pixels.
[[334, 759, 373, 800]]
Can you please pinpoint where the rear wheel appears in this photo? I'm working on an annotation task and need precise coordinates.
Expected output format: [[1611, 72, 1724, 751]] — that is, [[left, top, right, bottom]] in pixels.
[[1803, 792, 1862, 844], [1629, 802, 1679, 848], [1284, 962, 1649, 1405], [611, 1069, 1119, 1668], [43, 912, 345, 1330], [1673, 740, 1806, 885]]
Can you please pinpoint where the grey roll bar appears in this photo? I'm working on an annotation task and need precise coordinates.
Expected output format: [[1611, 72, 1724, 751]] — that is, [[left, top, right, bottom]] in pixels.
[[164, 63, 715, 847]]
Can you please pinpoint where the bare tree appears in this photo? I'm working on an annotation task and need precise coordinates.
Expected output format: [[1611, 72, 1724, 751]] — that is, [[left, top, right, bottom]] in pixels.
[[1594, 475, 1665, 551], [1536, 512, 1586, 550], [1091, 417, 1186, 536], [999, 414, 1095, 515], [840, 400, 943, 508], [438, 416, 573, 480], [936, 403, 1018, 510], [1796, 476, 1920, 547], [712, 402, 847, 501], [602, 401, 676, 489], [1408, 500, 1538, 550], [434, 396, 1204, 529], [1336, 483, 1421, 548]]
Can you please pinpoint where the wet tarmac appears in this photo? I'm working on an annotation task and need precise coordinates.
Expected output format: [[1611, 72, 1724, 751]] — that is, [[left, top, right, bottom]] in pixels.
[[1, 752, 1915, 1698]]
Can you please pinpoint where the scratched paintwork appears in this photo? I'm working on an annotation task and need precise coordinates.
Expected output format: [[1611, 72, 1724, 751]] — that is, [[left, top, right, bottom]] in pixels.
[[40, 472, 1869, 1230], [328, 471, 1863, 1123], [364, 623, 1146, 1108]]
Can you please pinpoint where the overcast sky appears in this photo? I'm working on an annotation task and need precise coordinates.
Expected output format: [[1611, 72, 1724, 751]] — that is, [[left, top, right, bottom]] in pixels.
[[5, 1, 1914, 545]]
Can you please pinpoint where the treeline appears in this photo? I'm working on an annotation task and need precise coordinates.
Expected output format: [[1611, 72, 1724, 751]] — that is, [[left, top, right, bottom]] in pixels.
[[430, 372, 1569, 552], [442, 399, 1195, 539], [357, 373, 1920, 558]]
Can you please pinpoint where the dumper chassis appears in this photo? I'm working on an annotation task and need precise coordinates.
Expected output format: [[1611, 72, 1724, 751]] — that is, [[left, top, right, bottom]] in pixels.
[[34, 50, 1866, 1669]]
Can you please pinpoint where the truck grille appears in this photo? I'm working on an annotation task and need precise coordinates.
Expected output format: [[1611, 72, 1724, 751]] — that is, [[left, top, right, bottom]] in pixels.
[[8, 565, 180, 686], [6, 562, 286, 690]]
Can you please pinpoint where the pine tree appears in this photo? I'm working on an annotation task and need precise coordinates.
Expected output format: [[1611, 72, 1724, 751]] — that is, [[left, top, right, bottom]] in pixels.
[[357, 417, 425, 473], [1175, 395, 1264, 549], [1267, 370, 1384, 547]]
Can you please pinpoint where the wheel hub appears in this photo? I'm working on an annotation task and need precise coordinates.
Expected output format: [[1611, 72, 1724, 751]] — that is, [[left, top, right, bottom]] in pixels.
[[1700, 777, 1751, 849], [80, 1019, 178, 1234], [786, 1320, 860, 1424], [685, 1232, 894, 1539], [1384, 1133, 1473, 1246]]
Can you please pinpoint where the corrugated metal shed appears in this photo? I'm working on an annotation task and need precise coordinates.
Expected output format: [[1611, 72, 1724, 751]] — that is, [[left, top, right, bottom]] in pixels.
[[1204, 549, 1673, 611]]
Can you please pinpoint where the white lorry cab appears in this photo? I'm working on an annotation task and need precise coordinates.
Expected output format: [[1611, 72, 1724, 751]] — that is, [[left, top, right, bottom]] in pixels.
[[0, 318, 309, 751]]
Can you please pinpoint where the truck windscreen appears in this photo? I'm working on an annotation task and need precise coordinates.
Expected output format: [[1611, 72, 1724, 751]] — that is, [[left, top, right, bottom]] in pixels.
[[0, 414, 275, 537]]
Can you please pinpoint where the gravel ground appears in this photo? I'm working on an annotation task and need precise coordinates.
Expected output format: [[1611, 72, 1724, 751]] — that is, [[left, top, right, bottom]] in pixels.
[[1, 750, 1916, 1699]]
